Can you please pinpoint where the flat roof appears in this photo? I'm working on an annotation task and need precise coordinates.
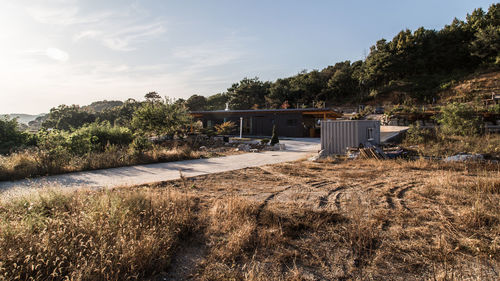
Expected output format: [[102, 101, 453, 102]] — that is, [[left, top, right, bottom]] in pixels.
[[191, 108, 340, 114]]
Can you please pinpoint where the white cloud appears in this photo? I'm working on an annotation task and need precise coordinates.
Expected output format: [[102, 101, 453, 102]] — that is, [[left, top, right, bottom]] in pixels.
[[172, 39, 247, 72], [75, 21, 166, 51], [45, 48, 69, 62], [27, 1, 167, 52]]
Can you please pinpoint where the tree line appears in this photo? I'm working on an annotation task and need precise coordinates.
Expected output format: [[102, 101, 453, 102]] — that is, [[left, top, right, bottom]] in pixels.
[[177, 4, 498, 111]]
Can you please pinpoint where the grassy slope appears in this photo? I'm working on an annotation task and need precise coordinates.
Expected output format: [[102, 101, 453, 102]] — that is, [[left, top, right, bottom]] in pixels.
[[1, 159, 499, 280], [438, 71, 500, 104]]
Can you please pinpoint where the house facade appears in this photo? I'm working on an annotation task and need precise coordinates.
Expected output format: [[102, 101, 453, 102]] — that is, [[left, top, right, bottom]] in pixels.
[[190, 108, 342, 137]]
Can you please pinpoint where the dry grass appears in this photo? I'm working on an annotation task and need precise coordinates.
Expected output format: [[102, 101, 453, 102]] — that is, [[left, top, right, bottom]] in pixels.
[[404, 133, 500, 158], [0, 188, 199, 281], [1, 159, 499, 280], [0, 145, 238, 181]]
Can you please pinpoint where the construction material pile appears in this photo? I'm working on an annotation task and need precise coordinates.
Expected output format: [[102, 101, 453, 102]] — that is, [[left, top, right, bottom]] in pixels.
[[358, 147, 388, 160]]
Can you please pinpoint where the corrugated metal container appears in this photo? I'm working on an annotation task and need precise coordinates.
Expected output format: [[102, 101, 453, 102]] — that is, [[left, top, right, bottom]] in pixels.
[[321, 120, 380, 155]]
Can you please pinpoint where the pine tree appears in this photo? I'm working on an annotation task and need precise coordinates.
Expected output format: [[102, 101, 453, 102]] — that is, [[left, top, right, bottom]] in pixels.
[[270, 125, 279, 146]]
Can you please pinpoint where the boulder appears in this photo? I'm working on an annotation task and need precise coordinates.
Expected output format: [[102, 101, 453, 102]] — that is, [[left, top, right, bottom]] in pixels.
[[236, 144, 251, 152]]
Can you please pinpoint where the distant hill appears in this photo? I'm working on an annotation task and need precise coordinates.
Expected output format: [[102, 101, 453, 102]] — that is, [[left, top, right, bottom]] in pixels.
[[2, 113, 45, 125]]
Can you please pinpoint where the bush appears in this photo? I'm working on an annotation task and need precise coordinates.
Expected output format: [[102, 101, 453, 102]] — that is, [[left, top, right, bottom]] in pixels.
[[436, 102, 482, 136], [0, 117, 28, 154], [33, 130, 72, 174], [403, 123, 436, 145], [129, 135, 153, 155], [68, 122, 133, 155]]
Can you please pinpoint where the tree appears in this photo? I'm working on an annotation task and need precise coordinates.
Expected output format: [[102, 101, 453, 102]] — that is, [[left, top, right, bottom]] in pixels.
[[470, 24, 500, 64], [267, 78, 293, 108], [131, 98, 191, 137], [144, 91, 162, 102], [227, 77, 270, 110], [185, 95, 208, 111], [0, 116, 28, 154], [206, 93, 229, 110], [325, 61, 359, 102], [270, 125, 279, 146], [42, 105, 95, 131]]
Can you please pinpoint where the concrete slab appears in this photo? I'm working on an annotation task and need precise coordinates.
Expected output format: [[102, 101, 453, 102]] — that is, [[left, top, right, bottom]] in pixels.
[[380, 126, 409, 143]]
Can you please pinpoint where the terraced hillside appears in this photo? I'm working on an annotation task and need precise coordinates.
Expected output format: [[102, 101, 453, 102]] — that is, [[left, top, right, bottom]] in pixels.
[[439, 71, 500, 104]]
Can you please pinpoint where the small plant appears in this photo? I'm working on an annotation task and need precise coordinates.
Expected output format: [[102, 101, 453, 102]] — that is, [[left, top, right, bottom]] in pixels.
[[403, 123, 436, 145], [270, 125, 279, 146], [215, 121, 236, 135], [260, 138, 270, 145]]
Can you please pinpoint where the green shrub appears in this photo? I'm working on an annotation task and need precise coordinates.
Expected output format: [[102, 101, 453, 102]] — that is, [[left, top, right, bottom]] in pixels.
[[68, 122, 133, 155], [0, 117, 28, 154], [129, 135, 153, 155], [33, 130, 72, 174], [436, 102, 482, 136], [403, 124, 436, 145]]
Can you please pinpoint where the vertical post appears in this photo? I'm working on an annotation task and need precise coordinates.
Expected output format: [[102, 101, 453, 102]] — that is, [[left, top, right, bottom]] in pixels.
[[240, 117, 243, 138]]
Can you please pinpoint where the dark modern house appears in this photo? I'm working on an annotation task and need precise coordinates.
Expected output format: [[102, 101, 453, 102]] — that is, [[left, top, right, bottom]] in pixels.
[[190, 108, 342, 137]]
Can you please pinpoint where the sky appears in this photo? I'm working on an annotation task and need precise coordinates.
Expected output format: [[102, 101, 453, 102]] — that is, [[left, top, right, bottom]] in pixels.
[[0, 0, 495, 114]]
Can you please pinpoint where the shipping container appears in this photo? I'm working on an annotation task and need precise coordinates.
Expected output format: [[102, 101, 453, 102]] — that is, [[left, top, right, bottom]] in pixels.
[[321, 120, 380, 155]]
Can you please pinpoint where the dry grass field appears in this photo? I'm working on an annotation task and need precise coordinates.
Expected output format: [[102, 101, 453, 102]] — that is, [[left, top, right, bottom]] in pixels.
[[1, 159, 499, 280]]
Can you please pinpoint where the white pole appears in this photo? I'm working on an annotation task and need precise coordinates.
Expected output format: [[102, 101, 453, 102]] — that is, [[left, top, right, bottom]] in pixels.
[[240, 117, 243, 138]]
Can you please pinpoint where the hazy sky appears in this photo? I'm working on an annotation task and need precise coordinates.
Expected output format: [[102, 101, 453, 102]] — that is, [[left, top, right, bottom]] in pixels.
[[0, 0, 495, 114]]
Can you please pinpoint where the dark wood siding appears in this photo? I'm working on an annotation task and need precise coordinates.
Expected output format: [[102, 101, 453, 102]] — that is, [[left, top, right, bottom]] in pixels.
[[197, 112, 304, 137]]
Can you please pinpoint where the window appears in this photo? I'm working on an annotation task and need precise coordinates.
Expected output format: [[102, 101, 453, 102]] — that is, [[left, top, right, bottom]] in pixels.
[[367, 128, 374, 140], [287, 119, 298, 127]]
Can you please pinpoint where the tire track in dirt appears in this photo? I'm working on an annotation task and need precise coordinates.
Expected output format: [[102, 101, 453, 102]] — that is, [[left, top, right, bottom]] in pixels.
[[385, 182, 416, 211], [318, 186, 345, 208], [397, 184, 414, 211], [334, 192, 343, 210], [381, 181, 417, 230], [255, 185, 294, 223]]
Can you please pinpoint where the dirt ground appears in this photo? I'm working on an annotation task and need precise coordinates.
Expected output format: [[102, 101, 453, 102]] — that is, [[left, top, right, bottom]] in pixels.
[[139, 158, 500, 280]]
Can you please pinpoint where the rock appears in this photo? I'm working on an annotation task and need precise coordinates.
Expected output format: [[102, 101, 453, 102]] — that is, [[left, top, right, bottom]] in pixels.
[[278, 144, 286, 150], [308, 149, 328, 161], [199, 146, 207, 151], [444, 153, 484, 162], [236, 144, 251, 152]]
